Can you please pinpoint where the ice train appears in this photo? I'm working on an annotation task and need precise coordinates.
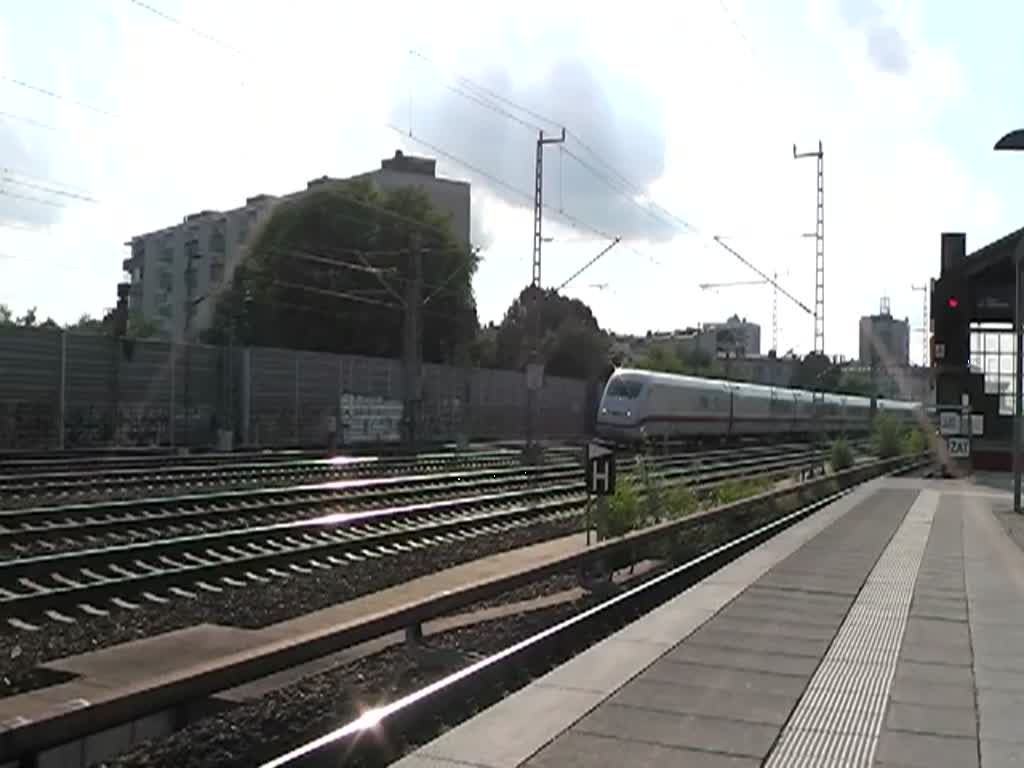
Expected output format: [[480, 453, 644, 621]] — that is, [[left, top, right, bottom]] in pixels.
[[595, 368, 921, 444]]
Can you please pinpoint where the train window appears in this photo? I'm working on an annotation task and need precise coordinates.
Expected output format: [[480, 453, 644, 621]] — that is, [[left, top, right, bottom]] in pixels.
[[607, 379, 643, 399], [700, 395, 709, 409]]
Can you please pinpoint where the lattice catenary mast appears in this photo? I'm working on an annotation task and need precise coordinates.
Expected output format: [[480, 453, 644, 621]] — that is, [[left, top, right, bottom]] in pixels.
[[532, 128, 567, 287], [793, 141, 824, 355], [912, 284, 929, 366], [525, 127, 565, 458]]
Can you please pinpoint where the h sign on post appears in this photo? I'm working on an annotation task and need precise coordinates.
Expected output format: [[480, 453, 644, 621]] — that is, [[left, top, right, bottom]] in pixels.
[[586, 440, 616, 496]]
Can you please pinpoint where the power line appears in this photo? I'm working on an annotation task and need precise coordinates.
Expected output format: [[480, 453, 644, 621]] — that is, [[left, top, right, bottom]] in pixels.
[[0, 188, 66, 209], [556, 238, 621, 292], [559, 146, 694, 236], [712, 236, 810, 314], [0, 110, 57, 132], [388, 124, 624, 245], [410, 50, 559, 133], [409, 50, 694, 238], [271, 279, 402, 310], [3, 76, 114, 117], [253, 239, 479, 305], [125, 0, 245, 55], [2, 171, 97, 204], [430, 79, 542, 134], [391, 127, 663, 275]]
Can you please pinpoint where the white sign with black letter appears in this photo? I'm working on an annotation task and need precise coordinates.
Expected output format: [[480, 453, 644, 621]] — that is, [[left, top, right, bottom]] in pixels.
[[585, 440, 616, 496]]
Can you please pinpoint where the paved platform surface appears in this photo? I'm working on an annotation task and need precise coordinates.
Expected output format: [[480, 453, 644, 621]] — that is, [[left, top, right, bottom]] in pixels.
[[395, 477, 1024, 768]]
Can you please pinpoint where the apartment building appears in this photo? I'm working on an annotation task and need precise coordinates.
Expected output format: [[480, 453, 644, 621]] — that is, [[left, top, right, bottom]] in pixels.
[[122, 151, 471, 340]]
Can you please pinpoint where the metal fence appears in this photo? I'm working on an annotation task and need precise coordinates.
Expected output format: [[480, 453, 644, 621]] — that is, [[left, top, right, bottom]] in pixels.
[[0, 326, 598, 450]]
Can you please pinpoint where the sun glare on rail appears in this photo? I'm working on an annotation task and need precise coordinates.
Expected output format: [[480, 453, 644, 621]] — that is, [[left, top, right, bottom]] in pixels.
[[324, 455, 379, 466]]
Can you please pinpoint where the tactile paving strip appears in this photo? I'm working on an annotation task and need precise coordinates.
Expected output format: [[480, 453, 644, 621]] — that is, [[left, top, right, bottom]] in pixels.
[[764, 490, 937, 767]]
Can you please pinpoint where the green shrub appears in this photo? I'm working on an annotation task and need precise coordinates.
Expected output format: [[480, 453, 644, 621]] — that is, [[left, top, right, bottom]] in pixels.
[[873, 412, 902, 458], [831, 435, 854, 471], [902, 427, 926, 456], [593, 476, 641, 541], [712, 477, 772, 506], [661, 481, 699, 519]]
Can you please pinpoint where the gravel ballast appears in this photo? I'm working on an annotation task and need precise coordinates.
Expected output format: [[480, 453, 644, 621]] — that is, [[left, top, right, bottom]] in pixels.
[[2, 476, 567, 560], [98, 603, 583, 768], [0, 480, 803, 697], [0, 516, 582, 697], [97, 500, 801, 768]]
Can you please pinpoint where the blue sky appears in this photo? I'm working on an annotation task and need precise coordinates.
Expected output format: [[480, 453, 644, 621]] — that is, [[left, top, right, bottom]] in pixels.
[[0, 0, 1021, 365]]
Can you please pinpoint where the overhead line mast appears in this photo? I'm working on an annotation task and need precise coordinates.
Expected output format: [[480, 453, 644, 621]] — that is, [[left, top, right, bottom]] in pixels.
[[793, 141, 825, 355], [525, 128, 566, 460]]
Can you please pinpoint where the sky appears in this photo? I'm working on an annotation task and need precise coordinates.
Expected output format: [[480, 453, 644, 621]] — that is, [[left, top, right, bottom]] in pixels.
[[0, 0, 1022, 365]]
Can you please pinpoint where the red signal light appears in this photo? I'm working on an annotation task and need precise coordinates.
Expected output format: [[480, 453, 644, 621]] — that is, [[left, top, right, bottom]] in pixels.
[[947, 297, 959, 309]]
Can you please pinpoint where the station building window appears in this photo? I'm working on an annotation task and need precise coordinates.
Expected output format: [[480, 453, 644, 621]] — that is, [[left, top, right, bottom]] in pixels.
[[970, 322, 1015, 415]]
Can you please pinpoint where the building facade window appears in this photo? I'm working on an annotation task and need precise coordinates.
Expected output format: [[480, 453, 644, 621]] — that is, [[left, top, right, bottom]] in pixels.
[[970, 322, 1015, 415], [210, 227, 226, 254], [157, 269, 173, 292]]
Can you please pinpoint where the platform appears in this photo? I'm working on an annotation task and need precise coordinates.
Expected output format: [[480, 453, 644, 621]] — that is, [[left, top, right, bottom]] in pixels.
[[394, 476, 1024, 768]]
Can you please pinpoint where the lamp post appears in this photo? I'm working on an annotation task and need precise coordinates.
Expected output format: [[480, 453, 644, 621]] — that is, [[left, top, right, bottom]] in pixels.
[[994, 129, 1024, 512]]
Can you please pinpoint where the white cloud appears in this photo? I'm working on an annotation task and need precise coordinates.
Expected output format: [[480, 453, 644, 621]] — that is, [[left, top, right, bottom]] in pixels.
[[0, 0, 1009, 368]]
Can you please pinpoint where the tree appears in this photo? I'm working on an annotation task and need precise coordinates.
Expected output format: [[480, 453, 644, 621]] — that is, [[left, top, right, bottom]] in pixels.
[[491, 286, 609, 379], [127, 311, 162, 339], [66, 313, 107, 333], [471, 322, 499, 368], [837, 368, 875, 397], [634, 342, 724, 379], [16, 307, 37, 328], [0, 305, 57, 329], [204, 179, 479, 362]]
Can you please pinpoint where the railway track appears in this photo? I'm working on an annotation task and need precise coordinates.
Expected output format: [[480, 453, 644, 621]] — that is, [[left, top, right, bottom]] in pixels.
[[0, 442, 831, 555], [0, 448, 326, 474], [0, 448, 580, 508], [0, 440, 829, 507], [0, 444, 840, 627]]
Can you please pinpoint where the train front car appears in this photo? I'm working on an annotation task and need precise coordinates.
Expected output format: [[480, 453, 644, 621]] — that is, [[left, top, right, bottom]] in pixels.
[[595, 370, 649, 444]]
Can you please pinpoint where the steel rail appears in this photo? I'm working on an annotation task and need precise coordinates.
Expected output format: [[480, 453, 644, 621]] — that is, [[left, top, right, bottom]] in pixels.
[[0, 449, 836, 624], [0, 444, 830, 550]]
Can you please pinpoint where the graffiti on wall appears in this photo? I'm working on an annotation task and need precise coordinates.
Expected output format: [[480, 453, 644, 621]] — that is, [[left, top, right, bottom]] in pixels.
[[0, 400, 56, 449], [117, 404, 174, 446], [340, 393, 402, 443]]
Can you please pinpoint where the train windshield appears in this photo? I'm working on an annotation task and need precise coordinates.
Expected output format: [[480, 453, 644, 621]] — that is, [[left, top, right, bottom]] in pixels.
[[607, 379, 643, 398]]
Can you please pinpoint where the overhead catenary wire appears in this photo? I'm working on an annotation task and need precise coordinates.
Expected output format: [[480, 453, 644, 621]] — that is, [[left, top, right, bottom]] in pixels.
[[712, 236, 810, 314], [389, 124, 663, 274], [387, 124, 622, 245], [125, 0, 245, 55], [407, 47, 811, 331], [2, 172, 98, 204], [0, 110, 58, 132], [409, 49, 697, 238], [2, 76, 114, 117], [555, 238, 621, 292], [257, 244, 478, 304], [0, 188, 66, 209]]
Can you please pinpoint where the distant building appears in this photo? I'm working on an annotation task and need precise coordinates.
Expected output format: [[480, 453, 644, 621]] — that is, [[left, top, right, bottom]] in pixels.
[[122, 151, 471, 340], [859, 297, 910, 368], [699, 314, 761, 358]]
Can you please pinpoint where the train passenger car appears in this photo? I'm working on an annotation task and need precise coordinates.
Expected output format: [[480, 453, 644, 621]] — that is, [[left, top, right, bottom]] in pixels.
[[595, 367, 923, 445]]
